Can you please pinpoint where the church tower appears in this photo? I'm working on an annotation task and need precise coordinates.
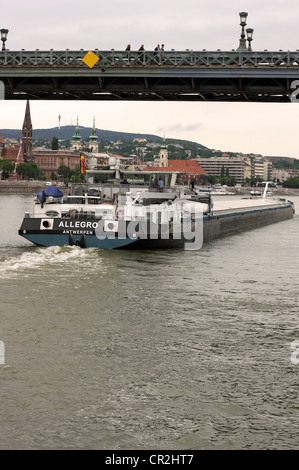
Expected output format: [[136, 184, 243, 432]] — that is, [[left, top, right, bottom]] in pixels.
[[22, 100, 33, 162], [159, 136, 168, 167], [71, 117, 82, 151], [89, 117, 98, 153]]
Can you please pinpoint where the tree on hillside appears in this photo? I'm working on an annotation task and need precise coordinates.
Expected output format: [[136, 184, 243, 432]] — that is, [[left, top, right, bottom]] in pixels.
[[51, 136, 59, 150]]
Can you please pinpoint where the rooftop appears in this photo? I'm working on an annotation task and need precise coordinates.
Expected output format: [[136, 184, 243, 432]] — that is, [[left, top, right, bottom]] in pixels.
[[144, 159, 207, 175]]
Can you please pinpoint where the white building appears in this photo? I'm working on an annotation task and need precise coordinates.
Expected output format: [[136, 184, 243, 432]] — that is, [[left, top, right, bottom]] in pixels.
[[159, 137, 168, 167], [272, 168, 291, 182], [254, 160, 273, 180], [89, 117, 98, 153]]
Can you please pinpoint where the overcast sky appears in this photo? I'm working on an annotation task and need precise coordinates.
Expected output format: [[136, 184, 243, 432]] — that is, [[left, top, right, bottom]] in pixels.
[[2, 0, 299, 157]]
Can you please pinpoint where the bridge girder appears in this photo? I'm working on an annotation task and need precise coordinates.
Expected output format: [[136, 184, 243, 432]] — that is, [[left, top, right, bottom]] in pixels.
[[0, 49, 298, 102]]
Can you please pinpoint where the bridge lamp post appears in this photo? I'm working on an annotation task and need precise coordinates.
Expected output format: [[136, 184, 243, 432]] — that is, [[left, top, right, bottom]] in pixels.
[[0, 29, 9, 51], [237, 12, 248, 51], [246, 28, 254, 51]]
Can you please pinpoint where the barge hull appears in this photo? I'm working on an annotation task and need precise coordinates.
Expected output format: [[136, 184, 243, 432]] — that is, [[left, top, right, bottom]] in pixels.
[[203, 202, 294, 243], [122, 202, 294, 249], [18, 201, 294, 250]]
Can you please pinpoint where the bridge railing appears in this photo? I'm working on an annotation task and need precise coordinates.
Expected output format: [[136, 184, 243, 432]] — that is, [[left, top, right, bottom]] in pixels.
[[1, 50, 299, 68]]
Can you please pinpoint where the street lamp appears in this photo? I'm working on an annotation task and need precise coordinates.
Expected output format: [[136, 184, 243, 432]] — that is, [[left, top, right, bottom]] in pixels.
[[246, 28, 254, 51], [237, 12, 248, 51], [0, 29, 9, 51]]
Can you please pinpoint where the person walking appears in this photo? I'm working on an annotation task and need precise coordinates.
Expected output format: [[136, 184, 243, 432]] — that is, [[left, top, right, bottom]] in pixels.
[[160, 44, 165, 62], [138, 44, 145, 63], [125, 44, 131, 63], [154, 44, 160, 63]]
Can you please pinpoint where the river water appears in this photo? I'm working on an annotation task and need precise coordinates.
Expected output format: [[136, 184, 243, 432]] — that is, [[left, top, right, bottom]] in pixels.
[[0, 193, 299, 450]]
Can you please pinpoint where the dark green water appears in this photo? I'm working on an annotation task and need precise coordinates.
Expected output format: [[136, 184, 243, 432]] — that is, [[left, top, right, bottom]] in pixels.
[[0, 194, 299, 449]]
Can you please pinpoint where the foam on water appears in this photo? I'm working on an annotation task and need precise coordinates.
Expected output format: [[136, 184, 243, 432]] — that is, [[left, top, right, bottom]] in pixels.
[[1, 195, 299, 449], [0, 246, 100, 278]]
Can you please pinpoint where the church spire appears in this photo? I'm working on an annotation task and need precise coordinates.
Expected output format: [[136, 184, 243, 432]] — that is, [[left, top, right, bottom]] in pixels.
[[71, 116, 82, 151], [161, 135, 167, 149], [22, 100, 33, 162], [22, 100, 32, 131], [89, 117, 98, 152], [72, 116, 82, 141], [159, 135, 168, 167], [89, 116, 98, 141]]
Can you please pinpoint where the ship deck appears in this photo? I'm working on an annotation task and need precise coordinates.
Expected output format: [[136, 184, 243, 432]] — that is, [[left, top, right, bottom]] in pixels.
[[212, 197, 292, 217]]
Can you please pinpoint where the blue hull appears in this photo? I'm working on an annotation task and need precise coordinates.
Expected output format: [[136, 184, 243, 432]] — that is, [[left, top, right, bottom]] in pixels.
[[21, 233, 137, 249]]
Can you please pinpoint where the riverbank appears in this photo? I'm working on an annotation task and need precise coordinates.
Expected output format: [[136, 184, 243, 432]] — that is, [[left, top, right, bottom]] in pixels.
[[0, 181, 68, 194], [1, 180, 299, 197]]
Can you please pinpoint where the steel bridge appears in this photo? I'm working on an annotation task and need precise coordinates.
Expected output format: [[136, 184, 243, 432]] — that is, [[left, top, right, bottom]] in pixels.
[[1, 49, 299, 102]]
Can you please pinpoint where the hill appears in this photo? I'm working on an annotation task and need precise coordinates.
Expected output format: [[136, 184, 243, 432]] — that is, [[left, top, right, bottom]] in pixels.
[[0, 125, 207, 149]]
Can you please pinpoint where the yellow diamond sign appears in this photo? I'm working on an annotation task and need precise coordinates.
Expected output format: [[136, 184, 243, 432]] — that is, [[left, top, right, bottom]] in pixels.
[[82, 51, 100, 68]]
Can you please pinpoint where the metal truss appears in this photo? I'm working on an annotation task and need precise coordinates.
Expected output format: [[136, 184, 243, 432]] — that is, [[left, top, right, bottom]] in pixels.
[[1, 49, 299, 102]]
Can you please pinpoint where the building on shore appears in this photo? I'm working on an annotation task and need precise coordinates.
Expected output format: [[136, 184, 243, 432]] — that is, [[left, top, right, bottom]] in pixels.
[[0, 132, 22, 180], [0, 102, 81, 179], [196, 157, 246, 185], [84, 151, 134, 171], [0, 135, 5, 154], [0, 101, 31, 168], [243, 160, 252, 181], [1, 146, 20, 163], [0, 146, 24, 180], [33, 150, 80, 178], [159, 137, 168, 167], [147, 139, 207, 183], [145, 159, 207, 184], [22, 100, 33, 162], [153, 137, 169, 167], [89, 117, 98, 153], [272, 168, 291, 183], [71, 117, 82, 151], [253, 159, 273, 181]]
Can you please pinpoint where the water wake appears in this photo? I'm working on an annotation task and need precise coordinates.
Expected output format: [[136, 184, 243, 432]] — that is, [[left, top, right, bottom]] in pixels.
[[0, 246, 100, 278]]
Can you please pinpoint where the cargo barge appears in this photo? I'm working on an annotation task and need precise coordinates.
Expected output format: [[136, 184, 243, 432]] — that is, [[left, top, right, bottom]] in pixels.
[[18, 174, 295, 250]]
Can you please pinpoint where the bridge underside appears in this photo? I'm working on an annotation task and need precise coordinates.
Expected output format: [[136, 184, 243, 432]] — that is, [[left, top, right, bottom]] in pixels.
[[1, 72, 294, 102], [1, 50, 299, 102]]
